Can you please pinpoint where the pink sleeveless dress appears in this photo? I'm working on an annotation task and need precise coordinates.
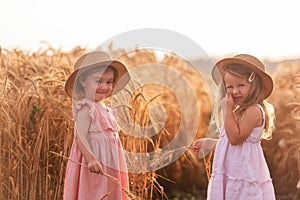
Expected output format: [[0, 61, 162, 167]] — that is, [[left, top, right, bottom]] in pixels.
[[207, 105, 276, 200], [63, 99, 129, 200]]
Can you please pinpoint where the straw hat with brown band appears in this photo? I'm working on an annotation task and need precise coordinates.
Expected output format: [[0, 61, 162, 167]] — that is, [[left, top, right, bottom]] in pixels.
[[64, 51, 130, 99], [211, 54, 274, 99]]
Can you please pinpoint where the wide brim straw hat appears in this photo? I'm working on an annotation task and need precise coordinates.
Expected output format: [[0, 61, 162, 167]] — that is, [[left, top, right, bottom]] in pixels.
[[211, 54, 273, 99], [65, 51, 130, 99]]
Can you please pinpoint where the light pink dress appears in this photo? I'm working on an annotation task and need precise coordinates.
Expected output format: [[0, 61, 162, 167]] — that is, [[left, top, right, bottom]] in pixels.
[[207, 105, 276, 200], [63, 99, 129, 200]]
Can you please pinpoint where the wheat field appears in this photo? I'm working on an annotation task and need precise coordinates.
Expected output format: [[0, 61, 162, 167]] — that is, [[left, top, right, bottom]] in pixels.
[[0, 46, 299, 199]]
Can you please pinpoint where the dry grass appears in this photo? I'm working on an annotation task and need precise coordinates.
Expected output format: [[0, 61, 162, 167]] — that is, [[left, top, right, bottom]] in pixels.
[[263, 59, 300, 198], [0, 46, 85, 199], [1, 45, 299, 199], [0, 46, 211, 199], [111, 49, 212, 199]]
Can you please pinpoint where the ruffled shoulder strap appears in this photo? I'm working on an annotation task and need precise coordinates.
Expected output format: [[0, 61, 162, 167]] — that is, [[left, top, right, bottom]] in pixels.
[[72, 99, 96, 122], [106, 105, 117, 118], [95, 104, 120, 132]]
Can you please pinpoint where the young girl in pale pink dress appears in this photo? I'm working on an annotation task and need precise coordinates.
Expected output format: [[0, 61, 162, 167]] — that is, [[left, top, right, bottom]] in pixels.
[[192, 54, 276, 199], [63, 51, 131, 200]]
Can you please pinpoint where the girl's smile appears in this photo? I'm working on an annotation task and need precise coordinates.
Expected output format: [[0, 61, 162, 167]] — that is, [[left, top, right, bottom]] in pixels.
[[232, 96, 243, 104], [79, 70, 115, 102]]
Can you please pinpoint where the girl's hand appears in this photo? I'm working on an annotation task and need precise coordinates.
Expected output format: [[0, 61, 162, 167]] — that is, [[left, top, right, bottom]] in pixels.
[[191, 139, 204, 152], [87, 159, 103, 174], [225, 92, 234, 110], [191, 138, 218, 154]]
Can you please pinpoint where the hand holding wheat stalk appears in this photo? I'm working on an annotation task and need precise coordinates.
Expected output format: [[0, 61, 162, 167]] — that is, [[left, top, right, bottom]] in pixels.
[[49, 151, 143, 200], [150, 146, 214, 181]]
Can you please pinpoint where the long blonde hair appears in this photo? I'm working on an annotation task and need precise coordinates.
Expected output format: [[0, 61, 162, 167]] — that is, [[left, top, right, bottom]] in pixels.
[[212, 64, 275, 139]]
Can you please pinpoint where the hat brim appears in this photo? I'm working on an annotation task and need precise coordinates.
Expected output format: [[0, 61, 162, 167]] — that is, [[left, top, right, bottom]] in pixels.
[[212, 58, 273, 99], [65, 60, 130, 99]]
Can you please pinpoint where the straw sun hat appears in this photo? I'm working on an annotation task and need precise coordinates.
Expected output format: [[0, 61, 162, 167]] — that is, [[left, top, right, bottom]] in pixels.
[[64, 51, 130, 99], [212, 54, 273, 99]]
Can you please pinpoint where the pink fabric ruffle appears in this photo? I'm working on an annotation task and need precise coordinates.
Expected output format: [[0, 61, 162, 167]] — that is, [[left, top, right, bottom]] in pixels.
[[72, 99, 120, 133]]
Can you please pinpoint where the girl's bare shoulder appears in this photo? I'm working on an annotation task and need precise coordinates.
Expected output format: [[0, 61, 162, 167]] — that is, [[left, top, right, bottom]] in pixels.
[[242, 104, 262, 123]]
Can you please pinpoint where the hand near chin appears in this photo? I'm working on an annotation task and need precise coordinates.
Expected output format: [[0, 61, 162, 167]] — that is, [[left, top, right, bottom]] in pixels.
[[221, 94, 233, 113], [225, 92, 234, 110]]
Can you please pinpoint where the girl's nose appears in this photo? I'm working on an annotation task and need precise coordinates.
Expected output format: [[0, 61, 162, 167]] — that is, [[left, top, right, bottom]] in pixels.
[[97, 82, 106, 89], [232, 87, 238, 94]]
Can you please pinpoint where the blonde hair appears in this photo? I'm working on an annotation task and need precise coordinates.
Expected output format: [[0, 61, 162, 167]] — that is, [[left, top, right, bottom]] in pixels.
[[212, 64, 275, 140]]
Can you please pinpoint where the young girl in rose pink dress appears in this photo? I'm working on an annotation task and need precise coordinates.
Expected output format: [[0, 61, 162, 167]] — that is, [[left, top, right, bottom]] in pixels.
[[63, 51, 131, 200], [192, 54, 276, 199]]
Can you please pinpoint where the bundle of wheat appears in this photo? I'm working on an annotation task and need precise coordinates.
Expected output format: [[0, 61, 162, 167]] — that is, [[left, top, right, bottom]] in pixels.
[[0, 46, 86, 199], [110, 49, 212, 198]]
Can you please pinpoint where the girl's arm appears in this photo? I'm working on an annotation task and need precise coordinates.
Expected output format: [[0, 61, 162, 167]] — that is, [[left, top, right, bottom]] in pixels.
[[75, 105, 103, 174], [224, 93, 262, 145]]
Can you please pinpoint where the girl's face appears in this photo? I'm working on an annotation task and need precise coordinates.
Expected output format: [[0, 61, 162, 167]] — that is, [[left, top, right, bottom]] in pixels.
[[224, 72, 251, 105], [79, 69, 115, 102]]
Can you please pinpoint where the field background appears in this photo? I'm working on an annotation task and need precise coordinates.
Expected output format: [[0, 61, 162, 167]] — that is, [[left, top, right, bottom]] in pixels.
[[0, 46, 299, 200]]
